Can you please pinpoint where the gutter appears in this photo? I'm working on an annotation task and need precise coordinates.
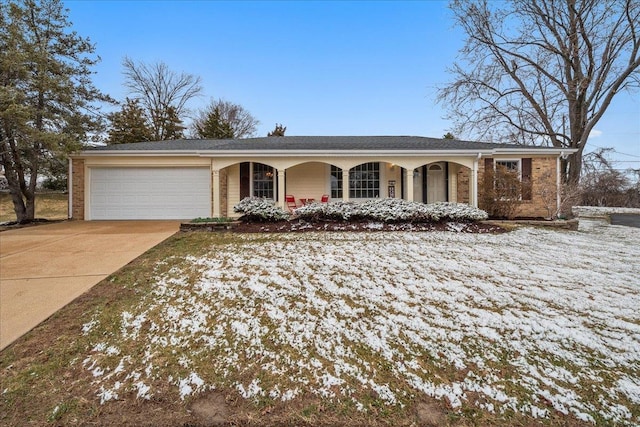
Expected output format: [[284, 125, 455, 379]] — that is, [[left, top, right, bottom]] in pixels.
[[557, 151, 567, 217], [71, 147, 579, 158]]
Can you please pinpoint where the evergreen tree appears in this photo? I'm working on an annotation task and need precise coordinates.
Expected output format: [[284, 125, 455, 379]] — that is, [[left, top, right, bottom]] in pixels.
[[268, 123, 286, 137], [193, 106, 234, 139], [0, 0, 110, 223], [107, 98, 153, 144], [160, 106, 186, 140]]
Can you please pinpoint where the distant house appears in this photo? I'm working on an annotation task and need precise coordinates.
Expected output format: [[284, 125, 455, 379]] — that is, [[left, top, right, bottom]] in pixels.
[[69, 136, 575, 220]]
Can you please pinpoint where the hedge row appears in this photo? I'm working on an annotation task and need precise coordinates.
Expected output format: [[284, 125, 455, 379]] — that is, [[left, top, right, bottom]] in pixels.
[[234, 197, 488, 223]]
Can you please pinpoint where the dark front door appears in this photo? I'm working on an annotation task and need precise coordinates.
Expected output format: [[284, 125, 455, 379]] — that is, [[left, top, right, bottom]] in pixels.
[[240, 162, 250, 199]]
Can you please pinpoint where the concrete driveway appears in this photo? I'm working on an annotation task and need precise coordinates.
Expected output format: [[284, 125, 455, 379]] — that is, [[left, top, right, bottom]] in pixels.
[[0, 221, 179, 350], [610, 213, 640, 228]]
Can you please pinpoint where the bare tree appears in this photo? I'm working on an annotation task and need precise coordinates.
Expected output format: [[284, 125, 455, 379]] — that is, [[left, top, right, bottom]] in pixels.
[[581, 147, 640, 207], [191, 98, 259, 139], [438, 0, 640, 184], [122, 56, 202, 141]]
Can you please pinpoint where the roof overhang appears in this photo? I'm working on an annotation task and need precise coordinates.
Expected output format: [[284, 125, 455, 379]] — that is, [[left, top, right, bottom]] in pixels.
[[71, 147, 578, 158]]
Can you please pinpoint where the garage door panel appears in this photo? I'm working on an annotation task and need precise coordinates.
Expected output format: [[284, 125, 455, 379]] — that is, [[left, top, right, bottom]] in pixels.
[[90, 168, 211, 220]]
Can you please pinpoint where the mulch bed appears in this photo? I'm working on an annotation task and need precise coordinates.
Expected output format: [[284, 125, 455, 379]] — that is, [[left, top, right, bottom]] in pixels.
[[230, 219, 507, 233]]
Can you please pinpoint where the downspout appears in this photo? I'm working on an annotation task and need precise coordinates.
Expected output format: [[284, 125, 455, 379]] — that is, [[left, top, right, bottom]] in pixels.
[[68, 158, 73, 219], [557, 152, 566, 218]]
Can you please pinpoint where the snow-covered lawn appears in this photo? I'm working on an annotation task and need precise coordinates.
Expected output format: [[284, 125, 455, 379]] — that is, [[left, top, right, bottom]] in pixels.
[[81, 225, 640, 425]]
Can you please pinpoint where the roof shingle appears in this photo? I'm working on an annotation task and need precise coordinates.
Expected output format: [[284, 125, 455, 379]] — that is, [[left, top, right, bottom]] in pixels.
[[85, 136, 547, 152]]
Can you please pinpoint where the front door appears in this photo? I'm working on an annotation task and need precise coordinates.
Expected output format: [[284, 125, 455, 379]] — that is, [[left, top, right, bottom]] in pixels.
[[240, 162, 250, 199], [427, 163, 447, 203]]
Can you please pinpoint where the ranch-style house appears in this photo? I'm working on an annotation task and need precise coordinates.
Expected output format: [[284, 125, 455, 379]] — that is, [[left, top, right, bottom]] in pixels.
[[68, 136, 575, 220]]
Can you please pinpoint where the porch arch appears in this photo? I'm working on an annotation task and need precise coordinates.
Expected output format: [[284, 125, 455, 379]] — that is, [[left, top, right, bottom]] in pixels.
[[406, 160, 474, 204]]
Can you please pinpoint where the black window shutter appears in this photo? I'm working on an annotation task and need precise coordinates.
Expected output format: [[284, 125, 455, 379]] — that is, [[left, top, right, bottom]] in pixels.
[[484, 158, 494, 170], [483, 158, 494, 192], [521, 158, 532, 200]]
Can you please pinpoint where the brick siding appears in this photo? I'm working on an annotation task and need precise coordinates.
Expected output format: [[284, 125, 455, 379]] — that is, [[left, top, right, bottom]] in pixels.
[[456, 166, 470, 204], [71, 159, 84, 220], [478, 156, 558, 218], [220, 168, 228, 217]]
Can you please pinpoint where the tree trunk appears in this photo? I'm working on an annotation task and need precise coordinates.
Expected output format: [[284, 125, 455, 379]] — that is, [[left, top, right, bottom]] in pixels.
[[566, 149, 583, 186], [5, 178, 34, 223], [10, 188, 28, 223], [24, 189, 36, 222], [1, 138, 37, 224]]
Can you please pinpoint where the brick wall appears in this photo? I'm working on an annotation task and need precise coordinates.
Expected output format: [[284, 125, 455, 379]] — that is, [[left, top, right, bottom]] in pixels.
[[519, 156, 557, 218], [478, 156, 558, 218], [220, 168, 229, 217], [71, 159, 84, 220], [457, 166, 470, 204]]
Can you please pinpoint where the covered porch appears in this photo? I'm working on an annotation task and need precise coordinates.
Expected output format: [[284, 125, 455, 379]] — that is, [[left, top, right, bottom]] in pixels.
[[209, 156, 480, 217]]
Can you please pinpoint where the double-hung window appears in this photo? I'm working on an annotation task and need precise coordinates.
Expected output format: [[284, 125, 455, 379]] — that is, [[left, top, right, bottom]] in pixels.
[[495, 160, 520, 174], [491, 158, 532, 201], [494, 159, 521, 198]]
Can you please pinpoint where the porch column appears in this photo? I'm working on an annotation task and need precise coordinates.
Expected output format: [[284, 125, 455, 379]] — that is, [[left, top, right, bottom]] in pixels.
[[342, 168, 350, 201], [471, 158, 479, 207], [404, 168, 414, 202], [212, 169, 221, 217], [277, 169, 286, 209]]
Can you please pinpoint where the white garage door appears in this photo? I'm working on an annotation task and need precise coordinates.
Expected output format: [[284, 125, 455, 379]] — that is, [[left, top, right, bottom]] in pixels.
[[90, 167, 211, 220]]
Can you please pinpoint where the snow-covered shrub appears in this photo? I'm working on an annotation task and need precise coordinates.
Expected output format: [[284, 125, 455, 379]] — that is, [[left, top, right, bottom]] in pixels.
[[233, 197, 290, 222], [356, 199, 427, 222], [295, 201, 358, 221], [322, 201, 358, 220], [294, 198, 487, 223], [427, 202, 489, 221]]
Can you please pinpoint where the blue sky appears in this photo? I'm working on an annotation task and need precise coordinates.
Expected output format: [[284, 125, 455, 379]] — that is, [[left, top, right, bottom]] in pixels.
[[66, 0, 639, 170]]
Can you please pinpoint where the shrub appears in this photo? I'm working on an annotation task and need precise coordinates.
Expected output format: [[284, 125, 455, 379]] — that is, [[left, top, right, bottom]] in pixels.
[[322, 201, 359, 220], [479, 166, 523, 219], [427, 202, 489, 221], [42, 177, 67, 192], [356, 199, 420, 222], [580, 168, 640, 208], [233, 197, 290, 222], [294, 198, 487, 223]]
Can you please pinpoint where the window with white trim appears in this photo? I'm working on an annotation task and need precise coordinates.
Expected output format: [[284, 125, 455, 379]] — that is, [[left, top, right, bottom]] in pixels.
[[349, 162, 380, 199], [494, 159, 521, 198], [253, 162, 274, 199], [330, 166, 343, 199], [495, 160, 520, 175]]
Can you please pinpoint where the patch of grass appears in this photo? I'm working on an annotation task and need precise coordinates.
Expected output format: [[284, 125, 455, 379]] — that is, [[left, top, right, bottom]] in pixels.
[[0, 192, 67, 222], [47, 399, 77, 422], [2, 230, 639, 427]]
